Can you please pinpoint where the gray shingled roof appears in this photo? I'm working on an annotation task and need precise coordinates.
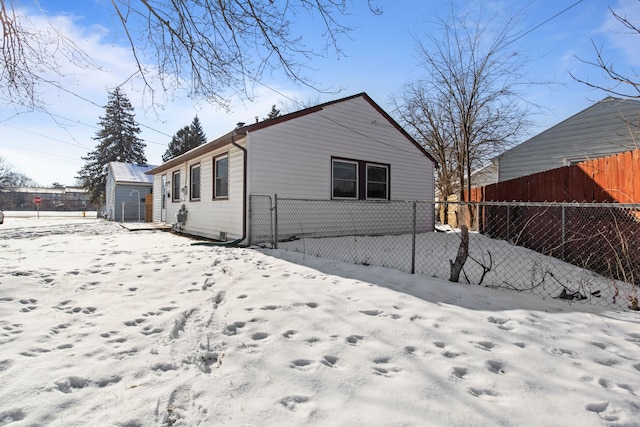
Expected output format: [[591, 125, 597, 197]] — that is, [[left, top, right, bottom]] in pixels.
[[109, 162, 156, 184]]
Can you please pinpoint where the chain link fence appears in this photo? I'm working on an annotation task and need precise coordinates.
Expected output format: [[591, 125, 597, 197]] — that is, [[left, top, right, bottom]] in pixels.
[[120, 202, 144, 222], [249, 195, 639, 310]]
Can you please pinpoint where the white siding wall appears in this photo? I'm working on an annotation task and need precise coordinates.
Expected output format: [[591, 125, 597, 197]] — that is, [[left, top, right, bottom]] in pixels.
[[105, 172, 116, 220], [248, 96, 434, 200], [152, 175, 162, 223], [499, 98, 640, 182], [158, 143, 245, 240]]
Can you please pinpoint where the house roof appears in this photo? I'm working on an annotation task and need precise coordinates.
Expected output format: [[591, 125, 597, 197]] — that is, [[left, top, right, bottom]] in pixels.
[[146, 93, 437, 175], [498, 97, 640, 159], [109, 162, 156, 184]]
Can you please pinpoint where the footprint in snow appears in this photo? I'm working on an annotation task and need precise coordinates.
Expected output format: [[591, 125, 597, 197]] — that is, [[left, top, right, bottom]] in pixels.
[[486, 360, 505, 374], [451, 367, 468, 379], [476, 341, 495, 351], [372, 356, 402, 377], [251, 332, 268, 340], [290, 359, 314, 370], [223, 321, 247, 336], [486, 316, 513, 330], [468, 387, 498, 398], [442, 350, 462, 359], [280, 395, 310, 412], [321, 356, 338, 368], [346, 335, 364, 346], [19, 299, 38, 313]]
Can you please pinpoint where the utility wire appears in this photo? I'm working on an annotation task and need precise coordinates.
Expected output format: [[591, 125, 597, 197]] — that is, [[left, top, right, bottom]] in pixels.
[[505, 0, 585, 47]]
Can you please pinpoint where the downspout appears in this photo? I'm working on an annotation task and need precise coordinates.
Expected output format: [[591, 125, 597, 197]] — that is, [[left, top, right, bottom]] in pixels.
[[192, 124, 247, 247], [230, 126, 247, 244]]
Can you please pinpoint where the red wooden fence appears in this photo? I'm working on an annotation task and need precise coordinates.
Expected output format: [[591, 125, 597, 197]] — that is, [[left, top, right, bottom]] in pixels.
[[470, 149, 640, 203], [466, 149, 640, 291]]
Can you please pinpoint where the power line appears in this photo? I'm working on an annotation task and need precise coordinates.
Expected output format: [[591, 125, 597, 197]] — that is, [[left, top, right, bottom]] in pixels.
[[1, 142, 84, 165], [1, 123, 90, 149], [505, 0, 585, 48]]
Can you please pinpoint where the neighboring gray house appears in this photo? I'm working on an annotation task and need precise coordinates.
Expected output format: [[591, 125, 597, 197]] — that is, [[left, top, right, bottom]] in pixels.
[[105, 162, 156, 221], [496, 97, 640, 182], [146, 93, 437, 243]]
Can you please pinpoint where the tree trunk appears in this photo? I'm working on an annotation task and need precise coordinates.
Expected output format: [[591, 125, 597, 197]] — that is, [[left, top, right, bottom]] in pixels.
[[449, 225, 469, 282]]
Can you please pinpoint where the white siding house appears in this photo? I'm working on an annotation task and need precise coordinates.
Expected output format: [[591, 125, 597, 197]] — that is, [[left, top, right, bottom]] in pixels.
[[105, 162, 156, 221], [146, 93, 436, 243], [497, 97, 640, 182]]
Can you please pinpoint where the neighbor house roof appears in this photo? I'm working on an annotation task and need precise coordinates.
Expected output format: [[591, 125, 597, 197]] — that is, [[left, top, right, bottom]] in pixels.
[[109, 162, 156, 184], [147, 92, 437, 175]]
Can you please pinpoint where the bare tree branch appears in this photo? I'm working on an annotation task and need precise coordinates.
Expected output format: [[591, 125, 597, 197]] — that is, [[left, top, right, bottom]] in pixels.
[[571, 5, 640, 98], [1, 0, 382, 112], [395, 3, 531, 205]]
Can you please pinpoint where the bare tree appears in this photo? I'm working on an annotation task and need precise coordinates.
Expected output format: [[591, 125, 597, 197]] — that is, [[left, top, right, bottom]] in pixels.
[[0, 0, 100, 110], [1, 0, 381, 112], [394, 83, 458, 203], [571, 4, 640, 98], [0, 156, 35, 187], [394, 3, 530, 204]]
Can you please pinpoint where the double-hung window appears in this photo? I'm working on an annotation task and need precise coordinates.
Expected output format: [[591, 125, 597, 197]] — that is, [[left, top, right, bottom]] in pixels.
[[190, 164, 201, 200], [331, 158, 389, 200], [172, 171, 180, 202], [366, 164, 388, 200], [332, 160, 358, 199], [214, 155, 229, 199]]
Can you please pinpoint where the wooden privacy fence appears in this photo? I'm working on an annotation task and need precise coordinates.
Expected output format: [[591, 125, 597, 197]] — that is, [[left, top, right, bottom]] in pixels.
[[464, 149, 640, 294], [470, 148, 640, 203], [145, 193, 153, 222]]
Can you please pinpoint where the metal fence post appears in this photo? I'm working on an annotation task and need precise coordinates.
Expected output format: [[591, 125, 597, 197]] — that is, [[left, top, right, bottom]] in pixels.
[[411, 201, 416, 274], [274, 194, 278, 249], [248, 195, 253, 245], [561, 204, 566, 260]]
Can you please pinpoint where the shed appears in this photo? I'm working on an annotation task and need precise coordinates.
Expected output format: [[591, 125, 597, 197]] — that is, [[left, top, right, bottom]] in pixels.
[[146, 93, 437, 243], [105, 162, 156, 222]]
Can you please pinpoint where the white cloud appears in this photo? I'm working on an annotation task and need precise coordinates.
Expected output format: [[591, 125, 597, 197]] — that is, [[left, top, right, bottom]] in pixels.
[[0, 9, 311, 185]]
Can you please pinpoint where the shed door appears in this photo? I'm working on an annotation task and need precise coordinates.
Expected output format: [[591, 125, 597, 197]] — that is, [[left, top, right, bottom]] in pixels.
[[161, 174, 167, 222]]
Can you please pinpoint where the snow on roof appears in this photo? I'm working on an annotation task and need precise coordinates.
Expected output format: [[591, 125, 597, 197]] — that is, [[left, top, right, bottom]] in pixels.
[[109, 162, 156, 184]]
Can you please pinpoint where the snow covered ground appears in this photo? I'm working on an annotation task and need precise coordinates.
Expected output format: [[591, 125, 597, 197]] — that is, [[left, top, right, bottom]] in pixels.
[[1, 216, 640, 426]]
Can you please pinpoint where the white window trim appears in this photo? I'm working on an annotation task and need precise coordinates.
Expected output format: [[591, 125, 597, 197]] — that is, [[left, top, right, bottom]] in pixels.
[[365, 163, 389, 200], [332, 159, 359, 200], [172, 170, 180, 202], [190, 164, 201, 200], [214, 155, 229, 199]]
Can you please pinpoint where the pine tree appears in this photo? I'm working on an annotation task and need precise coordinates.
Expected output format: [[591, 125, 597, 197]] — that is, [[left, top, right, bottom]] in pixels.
[[162, 116, 207, 162], [265, 104, 281, 120], [77, 87, 146, 203]]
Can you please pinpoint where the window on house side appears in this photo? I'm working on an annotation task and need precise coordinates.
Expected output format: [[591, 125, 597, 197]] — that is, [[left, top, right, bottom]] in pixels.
[[332, 158, 390, 200], [366, 164, 388, 200], [190, 164, 201, 200], [214, 156, 229, 198], [172, 171, 180, 202], [332, 160, 358, 199]]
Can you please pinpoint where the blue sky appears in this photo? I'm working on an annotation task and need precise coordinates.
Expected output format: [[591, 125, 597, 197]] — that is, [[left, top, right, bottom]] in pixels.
[[1, 0, 639, 186]]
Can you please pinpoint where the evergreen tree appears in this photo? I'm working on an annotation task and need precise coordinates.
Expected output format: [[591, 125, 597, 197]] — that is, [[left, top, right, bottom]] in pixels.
[[264, 104, 281, 120], [162, 116, 207, 162], [77, 87, 146, 203]]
